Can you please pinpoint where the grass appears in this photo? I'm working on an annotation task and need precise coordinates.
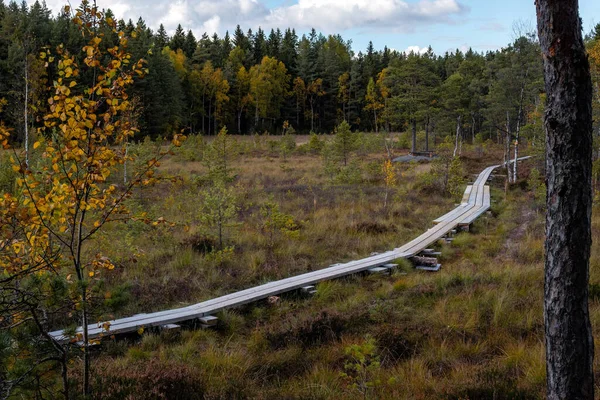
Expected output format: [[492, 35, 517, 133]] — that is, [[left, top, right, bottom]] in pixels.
[[26, 135, 593, 398]]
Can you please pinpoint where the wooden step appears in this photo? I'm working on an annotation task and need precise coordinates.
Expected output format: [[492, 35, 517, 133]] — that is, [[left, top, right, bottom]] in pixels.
[[160, 323, 181, 331], [416, 264, 442, 272], [199, 316, 218, 326], [301, 285, 316, 294], [411, 256, 438, 267], [368, 267, 390, 275]]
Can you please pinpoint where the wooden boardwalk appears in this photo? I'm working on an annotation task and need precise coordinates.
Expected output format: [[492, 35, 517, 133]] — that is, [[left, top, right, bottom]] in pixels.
[[49, 159, 525, 344]]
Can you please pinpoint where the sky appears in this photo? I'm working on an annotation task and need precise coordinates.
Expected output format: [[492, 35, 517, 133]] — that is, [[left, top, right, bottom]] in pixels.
[[30, 0, 600, 55]]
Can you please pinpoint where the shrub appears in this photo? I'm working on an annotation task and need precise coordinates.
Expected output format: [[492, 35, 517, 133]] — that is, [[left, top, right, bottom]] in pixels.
[[92, 359, 204, 399]]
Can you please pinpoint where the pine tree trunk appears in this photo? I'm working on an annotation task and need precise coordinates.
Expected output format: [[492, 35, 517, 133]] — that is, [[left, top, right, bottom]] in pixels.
[[374, 109, 378, 133], [411, 118, 417, 154], [202, 94, 205, 134], [214, 104, 217, 134], [208, 98, 212, 135], [255, 102, 259, 130], [311, 100, 315, 132], [536, 1, 595, 398], [425, 116, 430, 152]]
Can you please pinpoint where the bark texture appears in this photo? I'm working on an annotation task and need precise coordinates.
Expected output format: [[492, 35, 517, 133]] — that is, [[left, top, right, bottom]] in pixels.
[[536, 1, 595, 399]]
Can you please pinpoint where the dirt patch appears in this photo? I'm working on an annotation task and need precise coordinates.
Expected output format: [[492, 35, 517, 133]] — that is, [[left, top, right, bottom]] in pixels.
[[351, 221, 398, 235], [393, 154, 435, 163], [503, 207, 537, 259]]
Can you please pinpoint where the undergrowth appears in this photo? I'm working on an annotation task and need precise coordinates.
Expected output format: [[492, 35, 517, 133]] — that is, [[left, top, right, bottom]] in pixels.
[[56, 137, 584, 399]]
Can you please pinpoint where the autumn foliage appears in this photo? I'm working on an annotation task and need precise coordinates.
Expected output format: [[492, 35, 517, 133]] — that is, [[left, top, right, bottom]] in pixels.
[[0, 2, 183, 398]]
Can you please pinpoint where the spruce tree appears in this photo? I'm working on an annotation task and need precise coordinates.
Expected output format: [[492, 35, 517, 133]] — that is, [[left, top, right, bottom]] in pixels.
[[183, 29, 197, 59], [170, 24, 185, 51], [155, 23, 169, 49]]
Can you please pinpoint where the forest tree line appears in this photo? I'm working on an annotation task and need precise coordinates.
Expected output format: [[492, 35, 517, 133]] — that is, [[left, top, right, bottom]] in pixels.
[[1, 0, 600, 157]]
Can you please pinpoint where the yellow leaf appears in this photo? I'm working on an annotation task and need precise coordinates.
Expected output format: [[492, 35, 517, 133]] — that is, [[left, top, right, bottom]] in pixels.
[[137, 327, 144, 335], [88, 271, 95, 277], [33, 141, 41, 149], [70, 81, 77, 88]]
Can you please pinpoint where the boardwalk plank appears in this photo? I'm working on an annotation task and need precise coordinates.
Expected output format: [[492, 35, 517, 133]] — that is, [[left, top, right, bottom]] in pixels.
[[49, 159, 530, 343]]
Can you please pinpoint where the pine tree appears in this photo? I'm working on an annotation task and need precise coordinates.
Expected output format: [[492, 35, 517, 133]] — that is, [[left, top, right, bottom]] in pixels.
[[183, 29, 197, 59], [267, 28, 281, 59], [155, 23, 169, 49], [170, 23, 185, 51], [280, 28, 298, 69], [333, 120, 356, 166], [253, 27, 266, 65]]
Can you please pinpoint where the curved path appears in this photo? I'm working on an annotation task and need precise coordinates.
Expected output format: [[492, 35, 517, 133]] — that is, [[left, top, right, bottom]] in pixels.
[[49, 159, 527, 343]]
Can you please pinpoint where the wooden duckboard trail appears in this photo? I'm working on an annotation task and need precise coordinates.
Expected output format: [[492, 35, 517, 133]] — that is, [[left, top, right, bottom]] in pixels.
[[49, 158, 530, 344]]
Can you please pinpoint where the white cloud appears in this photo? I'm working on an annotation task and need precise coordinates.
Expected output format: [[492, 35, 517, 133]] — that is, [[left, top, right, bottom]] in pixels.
[[200, 16, 221, 36], [27, 0, 468, 39], [161, 0, 192, 28], [265, 0, 468, 33], [108, 2, 131, 18], [404, 45, 429, 55]]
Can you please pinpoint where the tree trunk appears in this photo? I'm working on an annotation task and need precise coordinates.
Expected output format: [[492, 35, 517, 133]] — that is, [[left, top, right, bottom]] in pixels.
[[202, 94, 205, 134], [513, 86, 525, 183], [505, 111, 513, 183], [82, 285, 90, 398], [124, 142, 128, 185], [471, 114, 476, 144], [310, 100, 315, 132], [513, 112, 521, 183], [536, 1, 595, 399], [24, 60, 29, 168], [208, 98, 212, 135], [458, 125, 463, 156], [411, 118, 417, 154], [374, 109, 378, 133], [425, 116, 430, 152], [453, 115, 461, 158], [214, 104, 217, 134]]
